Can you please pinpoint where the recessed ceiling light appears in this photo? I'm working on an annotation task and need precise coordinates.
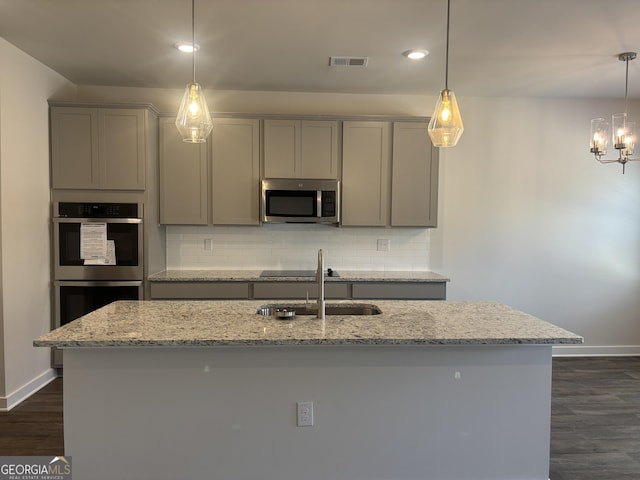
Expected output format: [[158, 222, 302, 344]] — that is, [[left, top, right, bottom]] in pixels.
[[402, 49, 429, 60], [175, 42, 200, 53]]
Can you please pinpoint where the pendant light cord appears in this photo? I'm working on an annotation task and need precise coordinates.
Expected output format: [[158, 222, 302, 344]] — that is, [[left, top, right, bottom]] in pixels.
[[444, 0, 451, 90], [191, 0, 196, 84]]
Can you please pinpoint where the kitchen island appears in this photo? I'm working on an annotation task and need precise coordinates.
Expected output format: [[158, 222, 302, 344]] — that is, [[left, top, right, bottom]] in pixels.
[[35, 300, 582, 480]]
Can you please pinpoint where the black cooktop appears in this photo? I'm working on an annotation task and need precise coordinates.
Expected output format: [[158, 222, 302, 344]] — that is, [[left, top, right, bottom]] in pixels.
[[260, 269, 339, 278]]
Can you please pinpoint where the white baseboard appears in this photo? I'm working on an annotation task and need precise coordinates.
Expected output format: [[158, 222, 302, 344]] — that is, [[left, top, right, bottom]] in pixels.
[[0, 368, 58, 411], [553, 345, 640, 357]]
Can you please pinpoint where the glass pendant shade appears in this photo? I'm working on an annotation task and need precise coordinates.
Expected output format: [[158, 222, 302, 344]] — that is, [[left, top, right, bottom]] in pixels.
[[612, 113, 635, 154], [428, 89, 464, 147], [590, 118, 608, 156], [175, 82, 213, 143]]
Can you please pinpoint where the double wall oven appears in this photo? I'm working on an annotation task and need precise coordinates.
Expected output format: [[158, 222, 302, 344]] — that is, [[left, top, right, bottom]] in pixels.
[[52, 201, 144, 366]]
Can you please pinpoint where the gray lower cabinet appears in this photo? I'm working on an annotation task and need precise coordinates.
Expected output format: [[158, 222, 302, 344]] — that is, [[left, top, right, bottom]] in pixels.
[[352, 282, 446, 300], [149, 281, 446, 300], [149, 282, 249, 299], [253, 282, 349, 300]]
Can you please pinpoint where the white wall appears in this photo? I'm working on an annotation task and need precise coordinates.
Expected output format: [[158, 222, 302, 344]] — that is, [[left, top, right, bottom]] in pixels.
[[0, 38, 76, 409], [433, 97, 640, 353], [69, 85, 640, 353]]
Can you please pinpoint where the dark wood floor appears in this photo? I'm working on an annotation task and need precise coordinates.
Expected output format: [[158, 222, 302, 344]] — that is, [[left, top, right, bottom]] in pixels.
[[550, 356, 640, 480], [1, 357, 639, 479], [0, 377, 63, 455]]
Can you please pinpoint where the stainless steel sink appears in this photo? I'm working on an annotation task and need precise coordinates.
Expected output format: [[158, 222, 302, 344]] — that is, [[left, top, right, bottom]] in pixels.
[[256, 303, 382, 317]]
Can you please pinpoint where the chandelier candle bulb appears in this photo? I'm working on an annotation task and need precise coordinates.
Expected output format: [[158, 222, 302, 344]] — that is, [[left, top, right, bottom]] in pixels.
[[590, 118, 608, 155], [624, 124, 635, 154], [612, 113, 629, 150]]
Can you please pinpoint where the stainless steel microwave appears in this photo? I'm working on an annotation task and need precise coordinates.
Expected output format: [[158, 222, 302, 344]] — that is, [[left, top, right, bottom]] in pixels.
[[262, 178, 340, 224]]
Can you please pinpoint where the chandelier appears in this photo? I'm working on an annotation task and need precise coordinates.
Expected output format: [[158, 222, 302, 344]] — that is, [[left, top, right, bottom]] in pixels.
[[590, 52, 638, 174]]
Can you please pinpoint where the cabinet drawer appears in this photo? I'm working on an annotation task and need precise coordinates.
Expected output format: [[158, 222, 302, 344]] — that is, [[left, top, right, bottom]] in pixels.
[[352, 282, 446, 300], [253, 282, 349, 299], [149, 282, 249, 299]]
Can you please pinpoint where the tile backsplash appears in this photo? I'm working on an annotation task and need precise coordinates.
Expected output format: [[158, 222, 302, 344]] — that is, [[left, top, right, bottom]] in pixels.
[[166, 224, 431, 271]]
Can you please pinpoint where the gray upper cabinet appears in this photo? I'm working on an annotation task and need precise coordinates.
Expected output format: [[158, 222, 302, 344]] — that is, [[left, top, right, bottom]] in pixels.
[[263, 119, 339, 179], [159, 116, 208, 225], [211, 118, 260, 225], [50, 106, 147, 190], [341, 120, 439, 228], [159, 116, 261, 225], [300, 120, 339, 179], [391, 122, 439, 227], [341, 121, 391, 226]]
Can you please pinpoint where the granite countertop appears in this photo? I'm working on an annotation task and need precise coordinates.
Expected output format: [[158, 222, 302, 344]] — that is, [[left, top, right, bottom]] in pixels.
[[33, 300, 582, 348], [148, 270, 450, 282]]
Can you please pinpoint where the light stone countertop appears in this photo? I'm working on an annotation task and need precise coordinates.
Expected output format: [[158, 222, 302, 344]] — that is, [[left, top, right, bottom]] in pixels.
[[148, 270, 450, 282], [33, 300, 582, 348]]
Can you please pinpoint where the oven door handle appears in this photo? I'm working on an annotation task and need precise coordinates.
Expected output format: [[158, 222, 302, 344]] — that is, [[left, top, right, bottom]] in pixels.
[[54, 280, 143, 287], [53, 218, 142, 224]]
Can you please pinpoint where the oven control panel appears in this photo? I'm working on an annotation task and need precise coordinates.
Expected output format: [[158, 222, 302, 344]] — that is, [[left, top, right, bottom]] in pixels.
[[57, 202, 141, 219]]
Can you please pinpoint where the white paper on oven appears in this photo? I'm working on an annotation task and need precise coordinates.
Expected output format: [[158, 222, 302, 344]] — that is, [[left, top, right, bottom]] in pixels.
[[80, 222, 107, 260], [83, 240, 116, 265]]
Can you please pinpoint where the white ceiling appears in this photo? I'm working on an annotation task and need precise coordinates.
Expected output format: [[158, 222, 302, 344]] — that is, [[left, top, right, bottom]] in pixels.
[[1, 0, 640, 99]]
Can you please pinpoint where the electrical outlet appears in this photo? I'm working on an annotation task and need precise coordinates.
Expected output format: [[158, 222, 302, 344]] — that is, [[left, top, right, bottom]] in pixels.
[[297, 401, 314, 427], [204, 239, 213, 251], [377, 239, 390, 252]]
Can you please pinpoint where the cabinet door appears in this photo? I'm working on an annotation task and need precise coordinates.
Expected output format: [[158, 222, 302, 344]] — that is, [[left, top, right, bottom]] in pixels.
[[159, 117, 208, 224], [263, 119, 300, 178], [211, 118, 260, 225], [100, 109, 146, 189], [300, 120, 339, 179], [341, 121, 391, 226], [391, 122, 439, 227], [352, 282, 446, 300], [50, 107, 99, 188], [150, 282, 250, 299], [252, 282, 349, 299]]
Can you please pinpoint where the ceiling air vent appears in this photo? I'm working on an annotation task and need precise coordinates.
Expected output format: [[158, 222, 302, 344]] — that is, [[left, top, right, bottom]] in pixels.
[[329, 56, 369, 67]]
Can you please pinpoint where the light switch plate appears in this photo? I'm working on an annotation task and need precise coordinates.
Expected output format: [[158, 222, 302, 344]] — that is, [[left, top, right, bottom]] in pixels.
[[297, 401, 314, 427]]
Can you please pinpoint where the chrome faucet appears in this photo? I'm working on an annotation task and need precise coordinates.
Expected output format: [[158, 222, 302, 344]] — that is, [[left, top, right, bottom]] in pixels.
[[316, 249, 325, 319]]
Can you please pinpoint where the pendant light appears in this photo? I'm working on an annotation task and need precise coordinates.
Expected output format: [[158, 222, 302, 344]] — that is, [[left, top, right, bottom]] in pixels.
[[175, 0, 213, 143], [428, 0, 464, 148], [590, 52, 638, 174]]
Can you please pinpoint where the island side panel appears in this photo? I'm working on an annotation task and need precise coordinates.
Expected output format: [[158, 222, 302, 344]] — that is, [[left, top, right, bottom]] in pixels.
[[63, 345, 553, 480]]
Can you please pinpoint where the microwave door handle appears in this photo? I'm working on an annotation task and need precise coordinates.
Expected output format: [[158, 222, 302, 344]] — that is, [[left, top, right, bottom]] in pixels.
[[316, 190, 322, 218]]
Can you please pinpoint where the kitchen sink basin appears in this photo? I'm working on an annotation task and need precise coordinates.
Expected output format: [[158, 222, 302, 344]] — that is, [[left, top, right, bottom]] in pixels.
[[256, 303, 382, 317]]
